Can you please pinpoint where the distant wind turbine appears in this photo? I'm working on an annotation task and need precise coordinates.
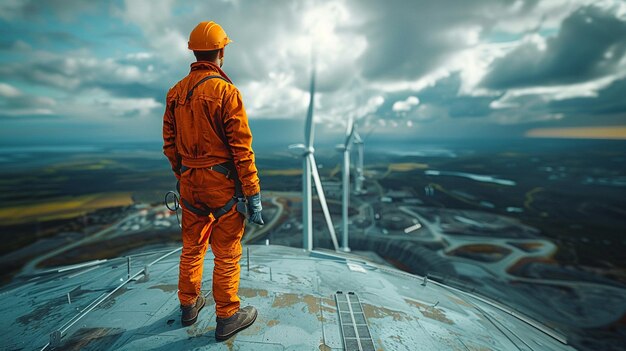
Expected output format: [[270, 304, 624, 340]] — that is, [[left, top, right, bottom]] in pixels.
[[288, 55, 339, 252], [335, 116, 367, 252]]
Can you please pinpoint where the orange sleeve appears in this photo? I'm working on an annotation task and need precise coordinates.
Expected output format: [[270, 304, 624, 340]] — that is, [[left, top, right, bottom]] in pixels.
[[222, 88, 261, 197], [162, 89, 181, 180]]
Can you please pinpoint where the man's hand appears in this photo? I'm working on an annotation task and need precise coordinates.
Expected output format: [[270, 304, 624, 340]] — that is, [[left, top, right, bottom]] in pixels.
[[246, 192, 264, 225]]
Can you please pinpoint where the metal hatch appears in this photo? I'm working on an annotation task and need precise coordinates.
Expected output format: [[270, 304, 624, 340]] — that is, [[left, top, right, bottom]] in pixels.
[[335, 291, 375, 351]]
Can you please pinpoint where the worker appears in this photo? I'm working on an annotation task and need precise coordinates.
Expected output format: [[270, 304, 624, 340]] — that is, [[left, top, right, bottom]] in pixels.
[[162, 20, 264, 341]]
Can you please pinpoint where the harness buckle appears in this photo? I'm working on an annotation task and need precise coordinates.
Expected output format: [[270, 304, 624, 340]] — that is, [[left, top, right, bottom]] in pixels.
[[212, 163, 232, 180]]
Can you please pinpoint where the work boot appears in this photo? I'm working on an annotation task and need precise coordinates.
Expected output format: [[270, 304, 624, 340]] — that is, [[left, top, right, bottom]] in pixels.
[[180, 294, 206, 326], [215, 306, 258, 341]]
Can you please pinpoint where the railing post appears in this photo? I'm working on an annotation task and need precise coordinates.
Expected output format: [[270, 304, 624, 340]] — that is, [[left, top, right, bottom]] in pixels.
[[127, 257, 131, 280], [50, 330, 61, 348]]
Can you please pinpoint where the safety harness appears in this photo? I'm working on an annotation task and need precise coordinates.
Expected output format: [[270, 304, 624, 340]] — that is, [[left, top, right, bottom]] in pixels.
[[179, 162, 248, 221], [170, 74, 249, 242]]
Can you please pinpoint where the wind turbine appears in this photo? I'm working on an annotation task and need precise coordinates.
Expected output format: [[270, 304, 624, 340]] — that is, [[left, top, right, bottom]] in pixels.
[[288, 56, 339, 252], [336, 116, 355, 252], [336, 116, 371, 251]]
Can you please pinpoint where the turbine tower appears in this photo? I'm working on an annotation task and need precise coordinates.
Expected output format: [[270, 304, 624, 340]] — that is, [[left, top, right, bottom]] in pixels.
[[353, 127, 365, 195], [288, 57, 339, 252], [337, 116, 356, 252]]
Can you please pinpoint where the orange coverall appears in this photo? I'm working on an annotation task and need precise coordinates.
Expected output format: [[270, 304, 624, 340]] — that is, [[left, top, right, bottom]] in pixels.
[[163, 61, 260, 318]]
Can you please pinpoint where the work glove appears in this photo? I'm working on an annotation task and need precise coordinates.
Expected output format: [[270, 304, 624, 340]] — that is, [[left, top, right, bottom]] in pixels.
[[246, 192, 264, 225]]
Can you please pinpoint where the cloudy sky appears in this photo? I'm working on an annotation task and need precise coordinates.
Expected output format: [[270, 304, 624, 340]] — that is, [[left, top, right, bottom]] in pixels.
[[1, 0, 625, 146]]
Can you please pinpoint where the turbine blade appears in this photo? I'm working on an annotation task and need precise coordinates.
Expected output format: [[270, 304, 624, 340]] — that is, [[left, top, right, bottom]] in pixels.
[[346, 116, 354, 136], [304, 55, 317, 149], [344, 116, 354, 146], [344, 117, 356, 149], [308, 153, 340, 251]]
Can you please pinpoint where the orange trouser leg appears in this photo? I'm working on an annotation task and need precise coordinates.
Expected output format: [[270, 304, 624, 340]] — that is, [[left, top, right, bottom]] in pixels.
[[178, 206, 213, 306], [210, 205, 245, 318], [177, 167, 245, 316]]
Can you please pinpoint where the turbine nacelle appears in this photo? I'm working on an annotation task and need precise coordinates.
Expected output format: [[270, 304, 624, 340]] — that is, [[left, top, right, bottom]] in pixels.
[[335, 143, 349, 152], [288, 144, 315, 156]]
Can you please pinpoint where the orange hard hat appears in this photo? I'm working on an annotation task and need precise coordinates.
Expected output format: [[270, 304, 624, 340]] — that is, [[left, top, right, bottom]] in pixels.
[[188, 21, 232, 51]]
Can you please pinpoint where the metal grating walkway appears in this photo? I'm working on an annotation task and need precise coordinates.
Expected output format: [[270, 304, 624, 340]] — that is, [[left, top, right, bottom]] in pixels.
[[334, 291, 375, 351]]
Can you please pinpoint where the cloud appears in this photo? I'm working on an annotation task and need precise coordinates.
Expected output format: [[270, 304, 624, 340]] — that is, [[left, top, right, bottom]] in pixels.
[[106, 0, 626, 128], [2, 0, 626, 143], [0, 50, 160, 96], [324, 91, 385, 128], [114, 0, 375, 123], [93, 96, 162, 117], [392, 96, 419, 112], [0, 39, 31, 52], [0, 83, 57, 117], [116, 0, 368, 92], [0, 0, 99, 21], [481, 5, 626, 89], [0, 83, 21, 98], [382, 74, 497, 122], [549, 77, 626, 116], [0, 50, 164, 120], [408, 103, 448, 122], [239, 72, 308, 119], [347, 0, 543, 83]]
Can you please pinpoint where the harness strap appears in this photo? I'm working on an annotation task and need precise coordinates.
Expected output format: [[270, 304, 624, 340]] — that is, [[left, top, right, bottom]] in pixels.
[[181, 197, 213, 218], [182, 74, 245, 204], [181, 163, 231, 179], [212, 197, 239, 218], [176, 74, 249, 245], [186, 75, 229, 102], [181, 195, 239, 245], [179, 162, 246, 220]]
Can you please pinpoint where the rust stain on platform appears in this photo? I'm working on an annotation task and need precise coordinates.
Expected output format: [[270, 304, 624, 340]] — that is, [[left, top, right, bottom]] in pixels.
[[405, 298, 454, 325], [362, 303, 413, 322], [239, 287, 269, 298], [149, 284, 178, 293]]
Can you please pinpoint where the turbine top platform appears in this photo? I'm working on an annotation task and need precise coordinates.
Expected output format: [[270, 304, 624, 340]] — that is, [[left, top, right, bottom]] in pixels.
[[2, 244, 574, 350]]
